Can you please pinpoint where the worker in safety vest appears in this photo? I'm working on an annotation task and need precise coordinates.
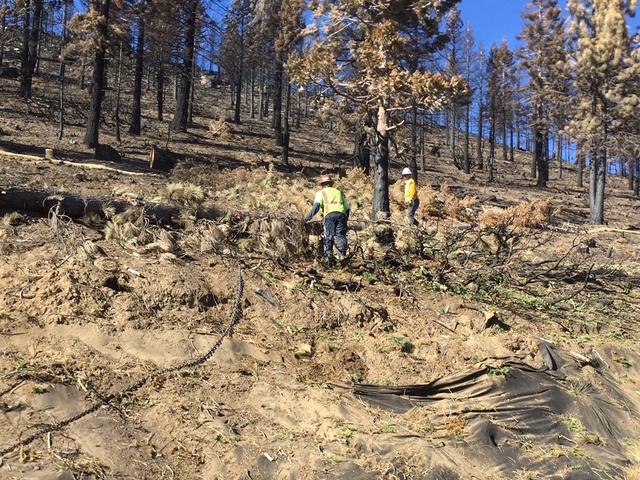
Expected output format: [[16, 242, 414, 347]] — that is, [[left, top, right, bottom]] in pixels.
[[304, 174, 350, 261], [402, 167, 419, 226]]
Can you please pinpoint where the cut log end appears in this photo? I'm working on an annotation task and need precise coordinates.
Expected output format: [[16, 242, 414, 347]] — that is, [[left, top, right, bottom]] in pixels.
[[149, 146, 178, 172]]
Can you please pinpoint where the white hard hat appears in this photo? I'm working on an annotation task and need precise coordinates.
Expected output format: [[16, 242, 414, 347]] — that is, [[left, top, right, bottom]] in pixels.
[[402, 167, 412, 176]]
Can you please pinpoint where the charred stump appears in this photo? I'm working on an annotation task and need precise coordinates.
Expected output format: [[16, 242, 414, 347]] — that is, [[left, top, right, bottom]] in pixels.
[[96, 144, 122, 163], [149, 145, 178, 172]]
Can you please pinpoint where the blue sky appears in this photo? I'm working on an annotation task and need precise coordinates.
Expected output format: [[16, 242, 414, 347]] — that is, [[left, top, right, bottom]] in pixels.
[[458, 0, 569, 50], [459, 1, 640, 51]]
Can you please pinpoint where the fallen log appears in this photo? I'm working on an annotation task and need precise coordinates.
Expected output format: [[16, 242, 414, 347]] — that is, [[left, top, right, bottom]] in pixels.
[[0, 147, 151, 176], [0, 185, 183, 224]]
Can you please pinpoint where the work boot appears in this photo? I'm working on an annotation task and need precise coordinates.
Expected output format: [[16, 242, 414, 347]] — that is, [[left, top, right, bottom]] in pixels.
[[321, 255, 334, 266]]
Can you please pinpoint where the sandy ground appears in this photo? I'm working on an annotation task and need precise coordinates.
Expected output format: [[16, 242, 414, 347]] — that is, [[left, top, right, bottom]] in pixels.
[[1, 74, 640, 480]]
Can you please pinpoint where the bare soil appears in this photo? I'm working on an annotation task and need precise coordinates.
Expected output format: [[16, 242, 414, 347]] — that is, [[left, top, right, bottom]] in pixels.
[[1, 72, 640, 480]]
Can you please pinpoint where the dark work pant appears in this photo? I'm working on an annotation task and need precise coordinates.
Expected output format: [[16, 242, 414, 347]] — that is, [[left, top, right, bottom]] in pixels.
[[323, 212, 348, 257], [407, 198, 420, 226]]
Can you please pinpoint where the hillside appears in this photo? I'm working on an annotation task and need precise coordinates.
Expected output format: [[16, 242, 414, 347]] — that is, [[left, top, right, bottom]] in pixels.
[[1, 73, 640, 480]]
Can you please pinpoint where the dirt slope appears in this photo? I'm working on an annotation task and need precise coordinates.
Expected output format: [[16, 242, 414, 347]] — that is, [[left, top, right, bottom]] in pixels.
[[1, 75, 640, 480]]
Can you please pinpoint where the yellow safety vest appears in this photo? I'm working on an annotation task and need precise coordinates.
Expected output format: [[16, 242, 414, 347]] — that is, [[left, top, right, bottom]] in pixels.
[[404, 178, 417, 203], [320, 187, 347, 214]]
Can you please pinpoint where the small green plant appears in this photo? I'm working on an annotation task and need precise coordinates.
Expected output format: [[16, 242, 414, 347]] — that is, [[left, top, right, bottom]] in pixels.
[[338, 424, 354, 437], [256, 268, 277, 284], [418, 423, 436, 434], [275, 433, 292, 441], [352, 330, 365, 341], [562, 414, 602, 446], [379, 422, 396, 433], [562, 414, 582, 432], [487, 366, 510, 376], [345, 373, 360, 383], [568, 447, 593, 460], [212, 430, 234, 444], [15, 357, 38, 369], [390, 333, 413, 353], [567, 382, 586, 397], [139, 397, 160, 407], [32, 384, 46, 394]]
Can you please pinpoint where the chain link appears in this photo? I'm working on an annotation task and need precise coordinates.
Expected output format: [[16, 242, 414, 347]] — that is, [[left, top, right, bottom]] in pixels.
[[0, 265, 244, 458]]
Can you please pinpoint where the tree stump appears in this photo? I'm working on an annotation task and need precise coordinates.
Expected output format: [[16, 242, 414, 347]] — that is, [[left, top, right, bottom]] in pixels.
[[149, 145, 178, 172], [95, 144, 122, 163]]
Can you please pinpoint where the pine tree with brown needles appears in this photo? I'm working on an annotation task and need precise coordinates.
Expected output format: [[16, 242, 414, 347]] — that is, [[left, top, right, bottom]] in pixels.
[[567, 0, 640, 224], [287, 0, 467, 221]]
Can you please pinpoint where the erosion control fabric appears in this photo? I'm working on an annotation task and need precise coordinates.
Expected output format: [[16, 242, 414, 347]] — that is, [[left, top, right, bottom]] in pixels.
[[348, 341, 640, 479]]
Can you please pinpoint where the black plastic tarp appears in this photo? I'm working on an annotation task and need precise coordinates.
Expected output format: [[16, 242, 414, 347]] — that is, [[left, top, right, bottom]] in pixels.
[[345, 341, 640, 479]]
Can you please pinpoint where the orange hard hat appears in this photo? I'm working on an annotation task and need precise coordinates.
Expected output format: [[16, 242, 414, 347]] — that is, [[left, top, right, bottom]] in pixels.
[[319, 174, 332, 185]]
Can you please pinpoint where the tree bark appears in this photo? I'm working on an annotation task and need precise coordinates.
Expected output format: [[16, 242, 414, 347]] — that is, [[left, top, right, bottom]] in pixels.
[[56, 0, 69, 140], [0, 0, 7, 67], [83, 0, 111, 148], [156, 63, 164, 121], [0, 185, 183, 225], [169, 0, 198, 132], [280, 80, 291, 165], [590, 148, 606, 225], [370, 105, 390, 221], [534, 123, 547, 187], [272, 60, 284, 146], [19, 0, 42, 99], [354, 122, 370, 176], [556, 133, 563, 180], [476, 102, 483, 170], [576, 142, 584, 189]]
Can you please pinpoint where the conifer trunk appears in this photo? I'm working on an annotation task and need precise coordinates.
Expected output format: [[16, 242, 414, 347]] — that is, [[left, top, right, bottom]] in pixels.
[[156, 63, 164, 121], [83, 0, 111, 148], [170, 0, 198, 132], [370, 105, 390, 220], [273, 61, 284, 145]]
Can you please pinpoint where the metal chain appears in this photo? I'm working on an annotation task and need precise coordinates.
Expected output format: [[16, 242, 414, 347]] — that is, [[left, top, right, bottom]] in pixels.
[[0, 266, 244, 458]]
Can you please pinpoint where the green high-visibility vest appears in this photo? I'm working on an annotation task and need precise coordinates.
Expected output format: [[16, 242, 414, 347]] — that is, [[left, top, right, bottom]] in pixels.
[[320, 187, 347, 214]]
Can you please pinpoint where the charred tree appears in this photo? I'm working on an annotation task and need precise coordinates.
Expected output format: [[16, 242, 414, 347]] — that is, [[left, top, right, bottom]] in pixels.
[[83, 0, 112, 148], [169, 0, 198, 132]]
